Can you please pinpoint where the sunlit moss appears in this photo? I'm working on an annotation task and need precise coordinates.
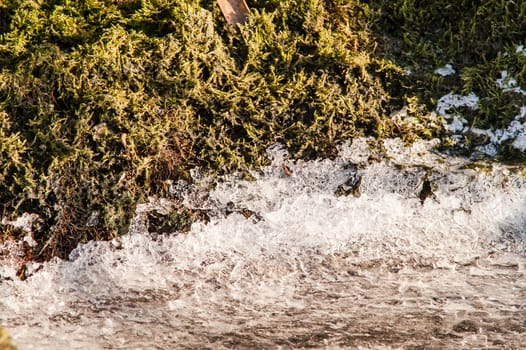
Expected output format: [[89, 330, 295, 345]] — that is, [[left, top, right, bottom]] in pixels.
[[0, 327, 18, 350]]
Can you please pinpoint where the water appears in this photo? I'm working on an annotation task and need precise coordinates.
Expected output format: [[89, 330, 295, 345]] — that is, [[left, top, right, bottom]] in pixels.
[[1, 138, 526, 349]]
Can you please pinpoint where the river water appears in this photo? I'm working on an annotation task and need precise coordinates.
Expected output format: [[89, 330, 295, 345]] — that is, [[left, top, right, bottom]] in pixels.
[[1, 138, 525, 349]]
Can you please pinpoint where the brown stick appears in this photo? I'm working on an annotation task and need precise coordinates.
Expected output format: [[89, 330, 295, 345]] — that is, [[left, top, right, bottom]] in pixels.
[[216, 0, 250, 25]]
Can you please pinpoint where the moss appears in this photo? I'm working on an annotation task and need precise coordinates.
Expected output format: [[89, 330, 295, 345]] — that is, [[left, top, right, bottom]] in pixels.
[[147, 208, 208, 234], [0, 327, 18, 350], [0, 0, 525, 261]]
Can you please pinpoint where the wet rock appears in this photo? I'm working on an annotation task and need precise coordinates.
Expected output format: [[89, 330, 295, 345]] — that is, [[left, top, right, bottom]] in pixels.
[[282, 164, 293, 177], [225, 202, 263, 222], [452, 319, 479, 333], [419, 173, 439, 204], [335, 173, 362, 197], [15, 261, 43, 281], [238, 208, 263, 222]]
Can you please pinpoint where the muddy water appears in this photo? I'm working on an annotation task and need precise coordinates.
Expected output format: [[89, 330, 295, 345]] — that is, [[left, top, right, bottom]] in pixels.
[[1, 139, 525, 349]]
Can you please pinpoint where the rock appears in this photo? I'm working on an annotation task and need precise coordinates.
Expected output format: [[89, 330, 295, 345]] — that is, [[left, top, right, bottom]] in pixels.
[[452, 319, 479, 333], [335, 173, 362, 197]]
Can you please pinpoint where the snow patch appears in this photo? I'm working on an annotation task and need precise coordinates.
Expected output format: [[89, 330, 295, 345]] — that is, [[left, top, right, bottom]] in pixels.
[[436, 92, 479, 116], [496, 70, 526, 95], [434, 64, 455, 76]]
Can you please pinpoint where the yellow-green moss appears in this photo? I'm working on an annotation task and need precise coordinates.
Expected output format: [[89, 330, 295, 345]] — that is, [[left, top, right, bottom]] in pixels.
[[0, 327, 18, 350]]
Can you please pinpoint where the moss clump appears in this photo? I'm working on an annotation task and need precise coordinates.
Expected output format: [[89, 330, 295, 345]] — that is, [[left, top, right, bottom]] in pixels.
[[0, 0, 525, 261], [147, 208, 208, 235], [0, 327, 18, 350]]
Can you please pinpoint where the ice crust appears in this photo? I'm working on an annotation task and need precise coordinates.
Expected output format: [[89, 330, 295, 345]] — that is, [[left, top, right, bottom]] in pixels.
[[1, 139, 525, 349]]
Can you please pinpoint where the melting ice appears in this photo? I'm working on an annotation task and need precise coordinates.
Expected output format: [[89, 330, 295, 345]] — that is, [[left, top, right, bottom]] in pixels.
[[1, 138, 526, 349]]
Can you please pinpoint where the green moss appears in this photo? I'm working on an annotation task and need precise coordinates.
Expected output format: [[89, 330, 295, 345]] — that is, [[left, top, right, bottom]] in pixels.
[[0, 0, 525, 261]]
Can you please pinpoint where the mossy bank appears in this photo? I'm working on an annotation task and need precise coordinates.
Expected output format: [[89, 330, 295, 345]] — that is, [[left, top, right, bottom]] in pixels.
[[1, 0, 525, 262]]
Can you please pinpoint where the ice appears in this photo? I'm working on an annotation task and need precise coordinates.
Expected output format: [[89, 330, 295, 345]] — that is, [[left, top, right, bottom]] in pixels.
[[436, 92, 479, 116], [1, 139, 526, 349], [434, 64, 455, 76], [496, 70, 526, 95]]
